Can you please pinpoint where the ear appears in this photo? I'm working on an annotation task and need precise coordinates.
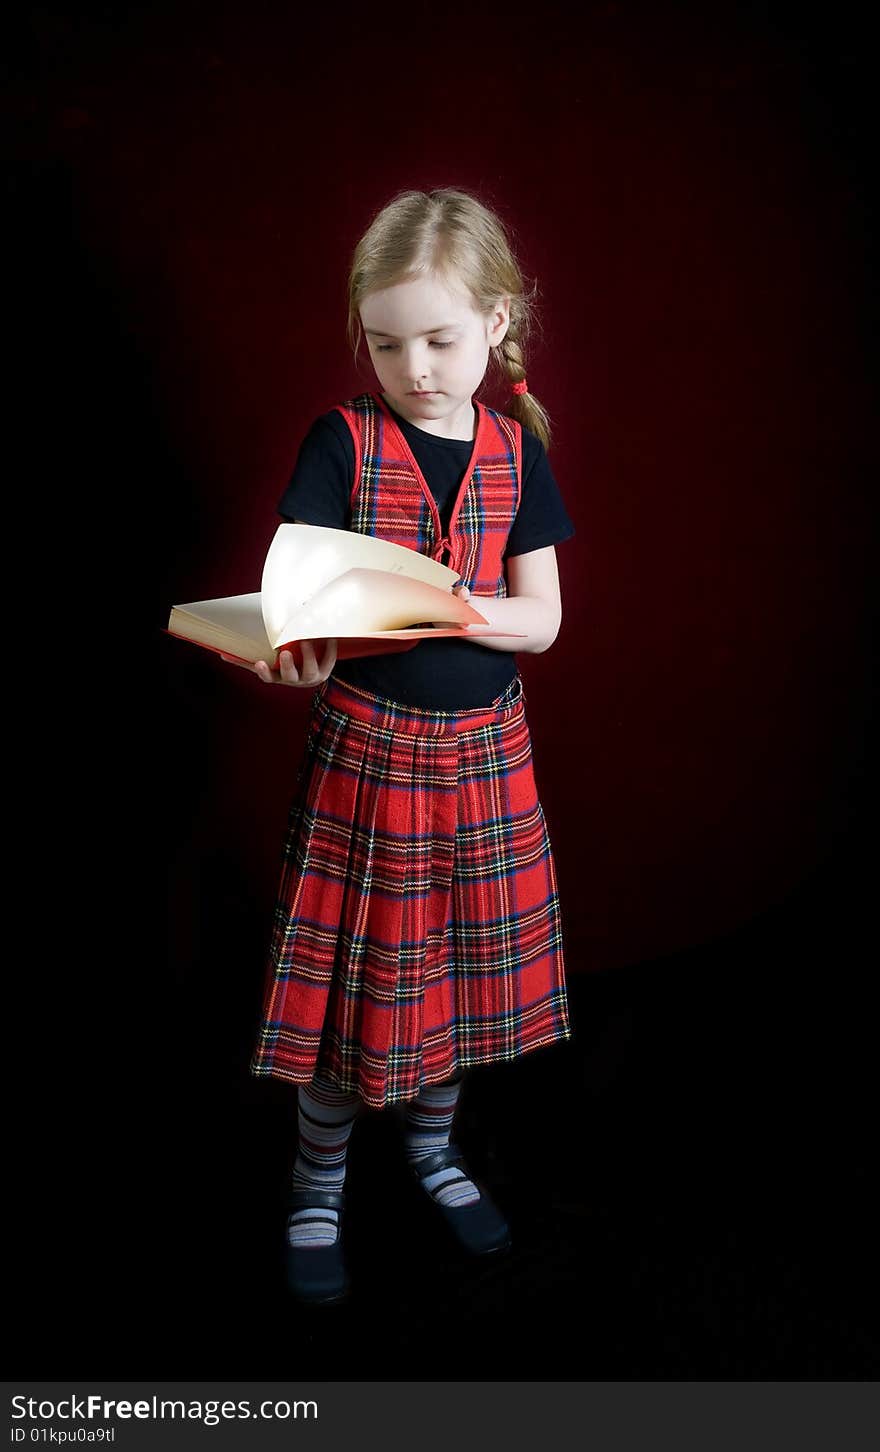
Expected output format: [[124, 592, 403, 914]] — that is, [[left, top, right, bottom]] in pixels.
[[487, 295, 511, 347]]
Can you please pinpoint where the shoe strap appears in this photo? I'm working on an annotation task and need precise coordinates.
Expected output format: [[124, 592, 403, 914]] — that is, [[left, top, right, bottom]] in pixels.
[[411, 1144, 466, 1180], [286, 1188, 345, 1214]]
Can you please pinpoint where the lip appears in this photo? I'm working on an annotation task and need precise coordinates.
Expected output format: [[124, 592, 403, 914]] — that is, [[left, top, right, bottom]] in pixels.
[[407, 390, 441, 397]]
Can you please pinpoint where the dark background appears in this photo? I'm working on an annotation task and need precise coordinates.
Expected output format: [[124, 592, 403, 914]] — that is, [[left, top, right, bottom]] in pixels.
[[5, 0, 876, 1377]]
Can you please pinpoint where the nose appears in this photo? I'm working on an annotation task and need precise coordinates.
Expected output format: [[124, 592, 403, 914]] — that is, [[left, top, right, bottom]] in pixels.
[[403, 344, 430, 386]]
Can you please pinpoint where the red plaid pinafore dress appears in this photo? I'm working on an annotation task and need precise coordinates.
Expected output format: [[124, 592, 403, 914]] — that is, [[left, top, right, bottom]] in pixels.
[[249, 392, 571, 1107]]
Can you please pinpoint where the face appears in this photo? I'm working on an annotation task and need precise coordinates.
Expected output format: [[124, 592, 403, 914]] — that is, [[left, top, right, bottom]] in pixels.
[[360, 271, 510, 439]]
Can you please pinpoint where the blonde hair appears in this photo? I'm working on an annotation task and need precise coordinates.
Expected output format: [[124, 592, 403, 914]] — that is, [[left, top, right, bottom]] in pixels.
[[346, 187, 552, 450]]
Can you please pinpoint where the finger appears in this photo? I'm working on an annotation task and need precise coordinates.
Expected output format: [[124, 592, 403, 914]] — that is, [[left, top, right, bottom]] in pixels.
[[306, 638, 336, 680], [277, 649, 301, 685], [299, 639, 329, 683], [322, 638, 338, 675], [299, 639, 318, 671]]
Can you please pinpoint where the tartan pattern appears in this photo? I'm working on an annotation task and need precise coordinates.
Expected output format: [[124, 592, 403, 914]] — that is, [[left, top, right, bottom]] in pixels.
[[250, 671, 571, 1108], [338, 392, 522, 593], [344, 394, 436, 558]]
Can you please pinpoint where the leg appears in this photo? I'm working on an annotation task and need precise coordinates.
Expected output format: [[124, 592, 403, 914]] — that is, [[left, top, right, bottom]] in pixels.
[[403, 1070, 511, 1255], [284, 1072, 362, 1304], [403, 1071, 480, 1207], [287, 1073, 361, 1249]]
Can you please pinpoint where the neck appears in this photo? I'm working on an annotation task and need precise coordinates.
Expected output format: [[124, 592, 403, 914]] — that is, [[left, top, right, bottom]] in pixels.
[[382, 394, 477, 441]]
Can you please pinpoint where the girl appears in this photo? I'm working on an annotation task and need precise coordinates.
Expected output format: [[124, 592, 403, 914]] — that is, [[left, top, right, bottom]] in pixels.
[[226, 188, 575, 1304]]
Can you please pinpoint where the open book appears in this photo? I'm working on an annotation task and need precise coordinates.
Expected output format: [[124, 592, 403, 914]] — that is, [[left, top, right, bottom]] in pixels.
[[165, 523, 523, 667]]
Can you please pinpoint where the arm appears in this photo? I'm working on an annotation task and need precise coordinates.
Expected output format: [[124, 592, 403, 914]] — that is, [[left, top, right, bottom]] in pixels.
[[456, 545, 563, 654]]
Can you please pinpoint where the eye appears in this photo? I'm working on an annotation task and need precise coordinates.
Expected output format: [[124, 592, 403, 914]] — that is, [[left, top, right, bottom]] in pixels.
[[372, 340, 454, 352]]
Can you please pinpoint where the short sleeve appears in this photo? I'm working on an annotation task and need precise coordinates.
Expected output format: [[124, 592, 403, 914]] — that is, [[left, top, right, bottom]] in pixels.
[[504, 428, 576, 558], [276, 412, 355, 527]]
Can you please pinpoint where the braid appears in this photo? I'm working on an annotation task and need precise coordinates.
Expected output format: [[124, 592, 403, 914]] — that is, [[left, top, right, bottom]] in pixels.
[[494, 331, 552, 451]]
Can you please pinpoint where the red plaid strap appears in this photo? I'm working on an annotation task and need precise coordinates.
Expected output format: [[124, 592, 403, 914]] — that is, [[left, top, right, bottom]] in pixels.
[[336, 392, 521, 597]]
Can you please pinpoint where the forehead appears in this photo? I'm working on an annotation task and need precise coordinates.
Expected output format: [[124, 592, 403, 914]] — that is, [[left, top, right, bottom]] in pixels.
[[360, 273, 478, 335]]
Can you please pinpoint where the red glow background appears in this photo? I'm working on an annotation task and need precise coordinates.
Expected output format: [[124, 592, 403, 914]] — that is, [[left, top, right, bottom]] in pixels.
[[12, 1, 873, 993]]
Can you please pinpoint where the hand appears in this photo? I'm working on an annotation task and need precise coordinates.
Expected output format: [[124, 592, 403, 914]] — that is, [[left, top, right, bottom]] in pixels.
[[452, 582, 471, 603], [220, 638, 338, 687]]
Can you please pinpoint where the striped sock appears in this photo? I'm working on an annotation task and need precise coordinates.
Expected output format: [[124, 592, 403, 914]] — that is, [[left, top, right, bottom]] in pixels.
[[404, 1072, 481, 1208], [287, 1075, 361, 1249]]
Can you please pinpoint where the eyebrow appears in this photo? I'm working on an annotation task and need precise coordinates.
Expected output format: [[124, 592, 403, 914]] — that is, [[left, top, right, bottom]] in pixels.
[[364, 324, 463, 339]]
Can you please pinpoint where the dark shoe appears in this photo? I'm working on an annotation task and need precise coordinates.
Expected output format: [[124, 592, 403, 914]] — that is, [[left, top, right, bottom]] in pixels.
[[410, 1144, 512, 1256], [284, 1189, 349, 1304]]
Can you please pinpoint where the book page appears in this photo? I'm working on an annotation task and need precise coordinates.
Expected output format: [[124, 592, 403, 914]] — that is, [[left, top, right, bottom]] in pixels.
[[169, 593, 274, 656], [273, 568, 487, 643], [261, 524, 459, 643]]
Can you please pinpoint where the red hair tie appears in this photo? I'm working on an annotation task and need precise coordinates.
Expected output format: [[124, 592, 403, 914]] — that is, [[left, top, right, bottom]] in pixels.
[[511, 379, 529, 396]]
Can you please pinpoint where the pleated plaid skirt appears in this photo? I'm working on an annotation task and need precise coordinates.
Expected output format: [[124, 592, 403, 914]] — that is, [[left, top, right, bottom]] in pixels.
[[249, 670, 571, 1108]]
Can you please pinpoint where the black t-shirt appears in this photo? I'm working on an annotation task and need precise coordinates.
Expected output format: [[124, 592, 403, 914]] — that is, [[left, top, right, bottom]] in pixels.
[[277, 400, 576, 708]]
